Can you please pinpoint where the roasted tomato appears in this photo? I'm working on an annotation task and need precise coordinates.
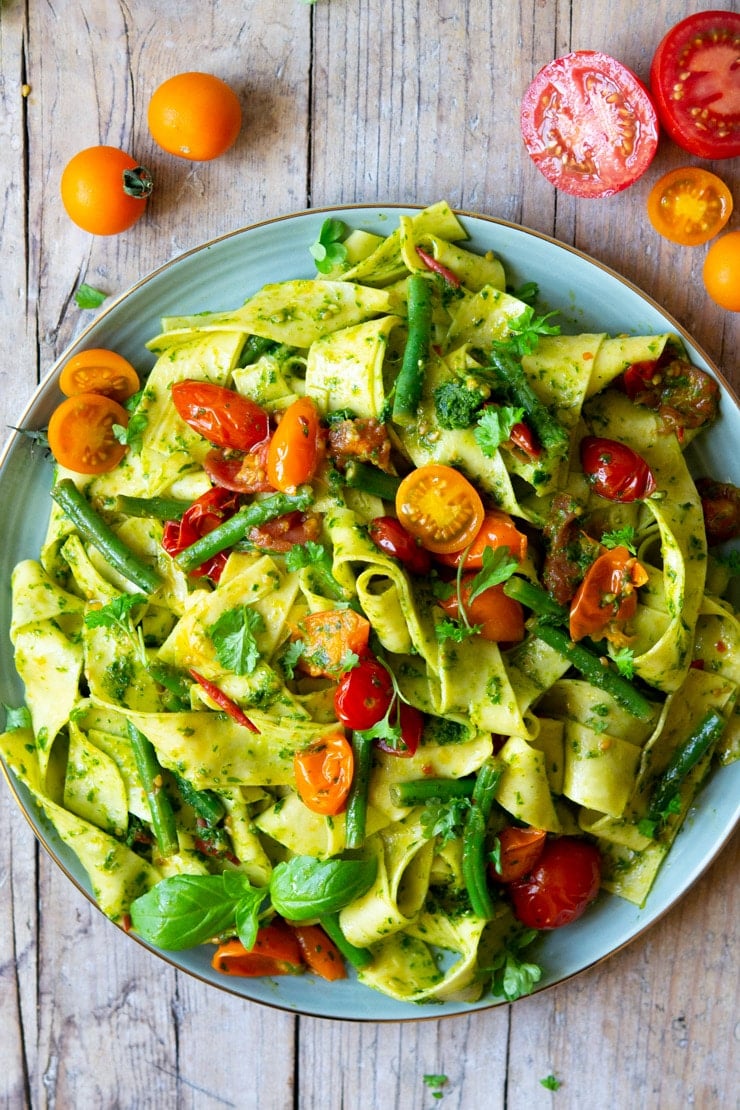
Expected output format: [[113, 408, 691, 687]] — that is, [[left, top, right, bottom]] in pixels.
[[646, 167, 733, 247], [171, 380, 269, 452], [395, 464, 484, 555], [520, 51, 659, 198], [290, 609, 371, 677], [509, 838, 602, 929], [368, 516, 432, 575], [294, 732, 354, 815], [438, 576, 526, 643], [327, 416, 393, 473], [334, 656, 394, 731], [267, 396, 322, 491], [580, 437, 656, 502], [490, 827, 547, 883], [248, 510, 322, 553], [161, 486, 241, 580], [569, 545, 649, 644], [212, 922, 304, 978], [650, 11, 740, 160], [374, 702, 424, 758], [436, 509, 528, 569], [622, 354, 720, 435], [695, 478, 740, 545], [204, 442, 274, 493]]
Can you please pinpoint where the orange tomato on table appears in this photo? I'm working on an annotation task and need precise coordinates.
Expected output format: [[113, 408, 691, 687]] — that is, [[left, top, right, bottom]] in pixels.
[[148, 72, 242, 160], [60, 146, 151, 235]]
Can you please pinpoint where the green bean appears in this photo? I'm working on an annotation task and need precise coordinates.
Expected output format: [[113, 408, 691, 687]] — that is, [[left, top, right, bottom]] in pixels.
[[237, 334, 280, 367], [147, 662, 193, 708], [647, 709, 726, 821], [172, 771, 226, 827], [503, 575, 568, 623], [127, 721, 179, 856], [533, 621, 654, 720], [113, 494, 192, 520], [343, 460, 402, 501], [392, 273, 433, 426], [461, 759, 502, 920], [318, 913, 373, 969], [481, 349, 569, 457], [174, 488, 312, 573], [390, 777, 475, 807], [344, 733, 374, 850], [51, 479, 161, 593]]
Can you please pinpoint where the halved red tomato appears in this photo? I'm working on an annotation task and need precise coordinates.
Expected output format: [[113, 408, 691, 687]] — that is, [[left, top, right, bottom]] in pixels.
[[650, 11, 740, 160], [520, 51, 659, 198]]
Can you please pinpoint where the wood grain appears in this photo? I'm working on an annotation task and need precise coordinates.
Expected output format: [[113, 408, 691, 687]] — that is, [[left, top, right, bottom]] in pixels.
[[0, 1, 738, 1107]]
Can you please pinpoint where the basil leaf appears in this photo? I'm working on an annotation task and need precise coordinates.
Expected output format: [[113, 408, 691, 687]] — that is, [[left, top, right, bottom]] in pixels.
[[130, 872, 263, 950], [269, 855, 377, 921]]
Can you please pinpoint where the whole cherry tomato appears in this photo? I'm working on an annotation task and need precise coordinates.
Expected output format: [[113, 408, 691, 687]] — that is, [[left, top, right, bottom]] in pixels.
[[294, 732, 354, 815], [703, 231, 740, 313], [374, 701, 424, 758], [580, 436, 656, 502], [171, 380, 269, 452], [368, 516, 432, 575], [60, 146, 151, 235], [267, 396, 322, 491], [695, 478, 740, 545], [508, 838, 602, 930], [148, 71, 242, 161], [334, 656, 394, 731]]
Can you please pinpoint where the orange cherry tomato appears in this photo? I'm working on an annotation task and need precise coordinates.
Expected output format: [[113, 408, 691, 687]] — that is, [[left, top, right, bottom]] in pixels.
[[490, 826, 547, 883], [292, 924, 347, 981], [395, 464, 484, 554], [290, 608, 371, 678], [60, 146, 151, 235], [646, 168, 733, 247], [703, 231, 740, 313], [59, 348, 140, 403], [294, 732, 354, 816], [267, 396, 322, 492], [569, 545, 648, 643], [148, 72, 242, 161], [436, 509, 528, 568], [47, 393, 128, 474], [438, 575, 525, 643], [212, 922, 304, 978]]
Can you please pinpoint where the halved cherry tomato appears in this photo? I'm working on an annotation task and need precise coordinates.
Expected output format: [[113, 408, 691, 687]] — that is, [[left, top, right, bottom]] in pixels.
[[703, 231, 740, 313], [334, 656, 394, 731], [490, 826, 547, 883], [508, 421, 542, 459], [204, 442, 274, 493], [436, 509, 528, 569], [161, 486, 241, 580], [395, 464, 484, 555], [291, 608, 371, 677], [520, 51, 659, 198], [267, 396, 321, 491], [374, 702, 424, 758], [622, 352, 719, 435], [508, 837, 602, 930], [569, 545, 649, 643], [47, 392, 129, 474], [59, 348, 140, 403], [650, 11, 740, 160], [294, 731, 354, 815], [248, 510, 322, 553], [580, 436, 656, 502], [291, 923, 347, 981], [438, 576, 525, 643], [647, 167, 733, 247], [171, 380, 269, 452], [368, 516, 432, 575], [212, 922, 304, 978], [695, 478, 740, 545]]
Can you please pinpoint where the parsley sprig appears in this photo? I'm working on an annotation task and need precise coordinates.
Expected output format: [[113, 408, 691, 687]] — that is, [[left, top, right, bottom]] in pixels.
[[495, 305, 560, 358], [474, 405, 525, 457], [209, 605, 264, 675], [435, 545, 519, 643], [84, 593, 148, 664]]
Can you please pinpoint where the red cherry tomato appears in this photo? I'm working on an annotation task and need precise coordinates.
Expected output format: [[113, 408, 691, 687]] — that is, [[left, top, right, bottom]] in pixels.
[[374, 702, 424, 758], [171, 380, 269, 452], [490, 826, 547, 883], [368, 516, 432, 575], [649, 11, 740, 160], [580, 436, 656, 502], [162, 486, 241, 580], [508, 838, 602, 930], [267, 396, 321, 491], [248, 510, 322, 553], [508, 421, 541, 459], [520, 51, 659, 198], [695, 479, 740, 545], [204, 442, 274, 493], [334, 657, 394, 731]]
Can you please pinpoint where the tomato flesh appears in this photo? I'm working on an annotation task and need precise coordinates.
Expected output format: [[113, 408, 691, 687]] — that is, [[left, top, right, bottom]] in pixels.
[[569, 545, 649, 643], [171, 380, 269, 452], [508, 838, 602, 929], [294, 732, 354, 815], [60, 348, 140, 403], [650, 11, 740, 160], [520, 51, 659, 198], [647, 167, 733, 247], [47, 393, 129, 474], [395, 464, 484, 554], [212, 923, 304, 977], [580, 436, 656, 502], [334, 656, 394, 731]]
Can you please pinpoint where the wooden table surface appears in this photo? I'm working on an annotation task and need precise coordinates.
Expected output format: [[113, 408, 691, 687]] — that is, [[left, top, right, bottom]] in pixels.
[[1, 2, 738, 1107]]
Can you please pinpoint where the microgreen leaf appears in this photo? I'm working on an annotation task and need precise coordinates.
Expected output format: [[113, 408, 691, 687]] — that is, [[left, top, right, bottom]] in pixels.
[[209, 606, 264, 675], [75, 283, 108, 309], [309, 218, 349, 274], [540, 1074, 562, 1091], [474, 405, 525, 457]]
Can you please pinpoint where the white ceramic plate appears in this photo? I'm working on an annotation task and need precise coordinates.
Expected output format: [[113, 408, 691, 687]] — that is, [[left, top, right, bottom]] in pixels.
[[1, 206, 738, 1021]]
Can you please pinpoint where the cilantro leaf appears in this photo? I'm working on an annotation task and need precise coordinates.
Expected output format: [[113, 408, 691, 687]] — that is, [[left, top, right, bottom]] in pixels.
[[423, 1074, 448, 1099], [3, 704, 32, 731], [84, 593, 147, 631], [507, 281, 539, 306], [540, 1074, 562, 1091], [75, 283, 108, 309], [601, 526, 637, 555], [435, 618, 481, 644], [356, 712, 403, 749], [474, 405, 525, 457], [467, 545, 519, 604], [280, 639, 306, 679], [420, 796, 471, 845], [209, 606, 264, 675], [494, 306, 561, 358], [113, 394, 148, 454], [611, 646, 636, 678], [285, 541, 348, 601], [309, 218, 349, 274]]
